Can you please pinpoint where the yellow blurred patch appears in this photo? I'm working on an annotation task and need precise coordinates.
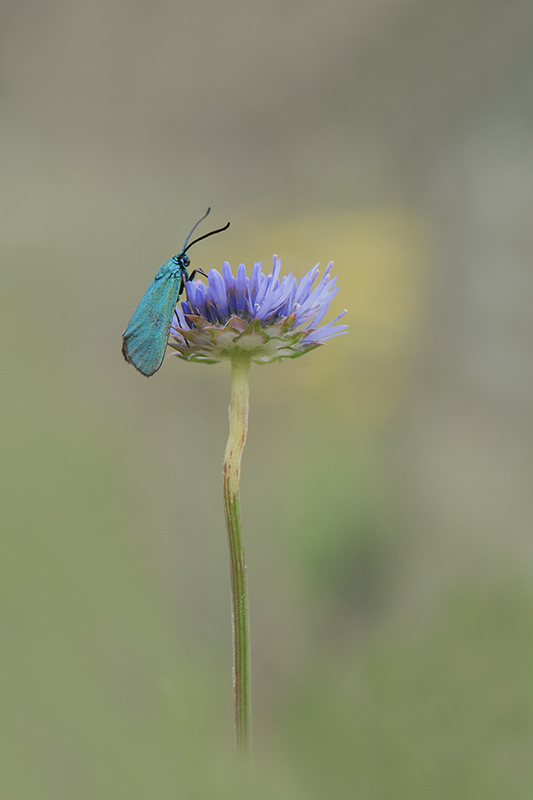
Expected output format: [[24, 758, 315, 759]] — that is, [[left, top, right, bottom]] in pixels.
[[235, 210, 431, 428]]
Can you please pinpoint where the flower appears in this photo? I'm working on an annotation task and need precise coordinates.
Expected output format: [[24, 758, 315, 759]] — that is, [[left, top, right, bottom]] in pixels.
[[168, 256, 347, 364]]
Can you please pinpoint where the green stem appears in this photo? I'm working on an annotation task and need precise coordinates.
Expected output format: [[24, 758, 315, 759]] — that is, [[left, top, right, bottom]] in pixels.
[[223, 353, 252, 758]]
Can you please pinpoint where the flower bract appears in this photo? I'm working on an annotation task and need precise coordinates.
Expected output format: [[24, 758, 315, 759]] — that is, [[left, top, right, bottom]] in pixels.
[[168, 256, 347, 364]]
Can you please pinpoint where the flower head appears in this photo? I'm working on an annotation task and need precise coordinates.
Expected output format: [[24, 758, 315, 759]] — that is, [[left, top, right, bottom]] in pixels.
[[168, 256, 347, 364]]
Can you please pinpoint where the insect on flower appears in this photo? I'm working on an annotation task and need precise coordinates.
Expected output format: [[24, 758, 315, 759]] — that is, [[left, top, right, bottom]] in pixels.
[[122, 208, 230, 377]]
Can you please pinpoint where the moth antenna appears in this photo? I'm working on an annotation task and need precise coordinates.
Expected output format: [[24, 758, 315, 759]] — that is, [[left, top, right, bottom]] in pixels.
[[184, 222, 230, 253], [181, 208, 211, 250]]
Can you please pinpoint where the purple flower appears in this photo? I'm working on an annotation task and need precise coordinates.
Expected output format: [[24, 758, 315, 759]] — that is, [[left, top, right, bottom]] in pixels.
[[168, 256, 347, 364]]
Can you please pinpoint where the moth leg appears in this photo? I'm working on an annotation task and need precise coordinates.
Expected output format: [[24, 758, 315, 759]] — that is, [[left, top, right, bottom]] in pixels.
[[188, 268, 208, 281]]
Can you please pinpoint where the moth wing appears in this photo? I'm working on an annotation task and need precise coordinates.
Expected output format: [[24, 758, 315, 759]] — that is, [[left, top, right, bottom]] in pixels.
[[122, 272, 181, 377]]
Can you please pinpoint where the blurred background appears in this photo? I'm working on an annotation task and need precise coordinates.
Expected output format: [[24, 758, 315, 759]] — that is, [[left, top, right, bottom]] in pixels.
[[2, 1, 533, 797]]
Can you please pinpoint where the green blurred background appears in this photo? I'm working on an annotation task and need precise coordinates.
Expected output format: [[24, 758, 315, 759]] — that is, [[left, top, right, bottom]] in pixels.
[[2, 1, 533, 797]]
